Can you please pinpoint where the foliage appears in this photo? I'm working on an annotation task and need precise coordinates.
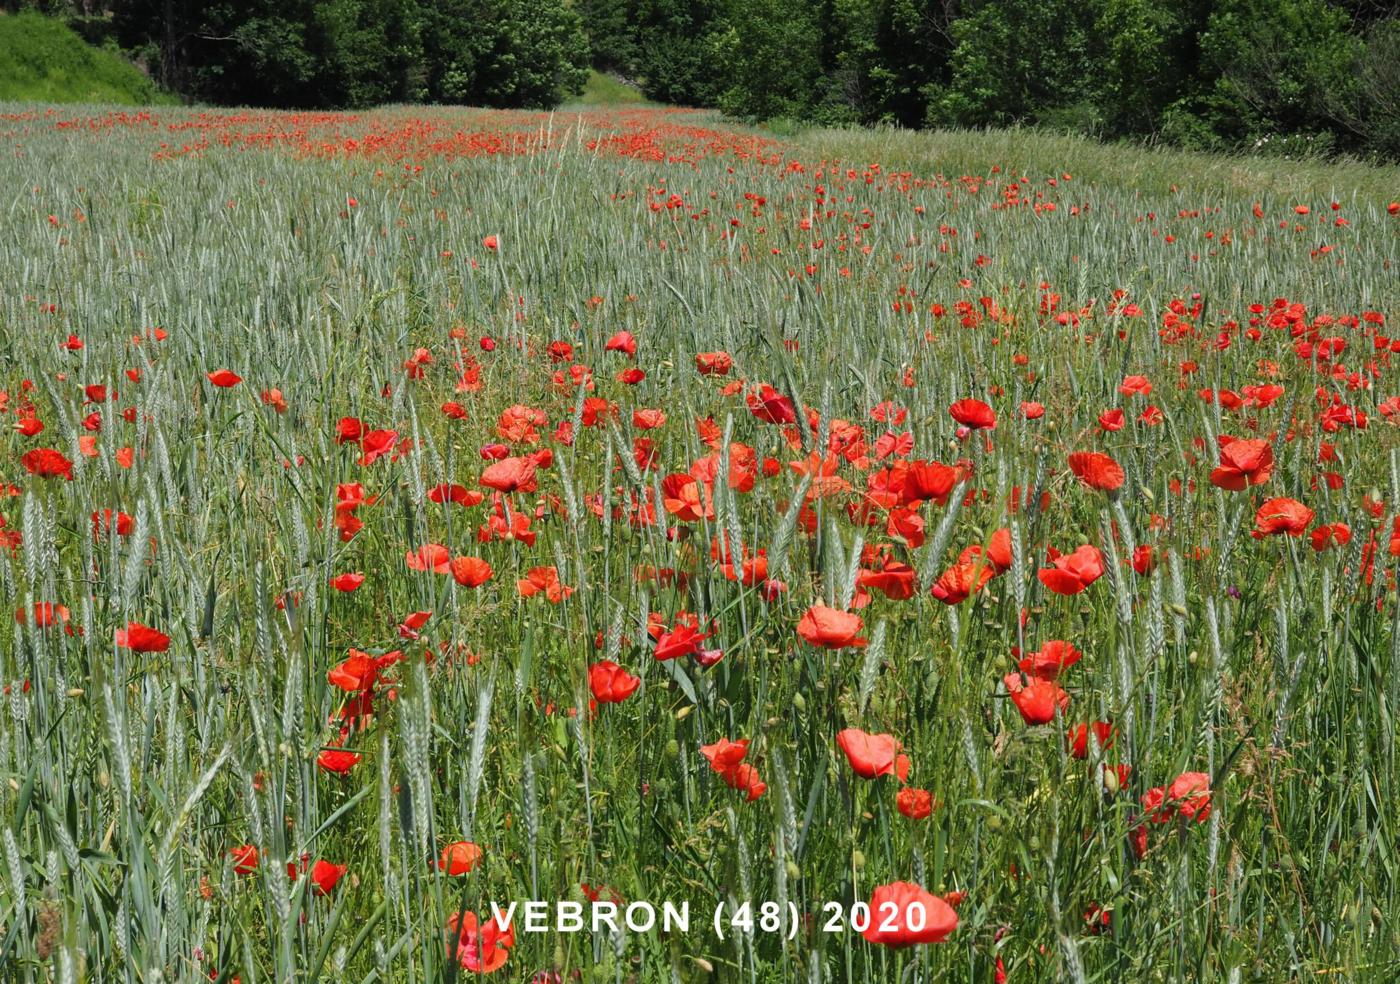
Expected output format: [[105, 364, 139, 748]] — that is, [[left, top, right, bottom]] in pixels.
[[717, 0, 823, 122], [628, 0, 730, 106], [1192, 0, 1363, 149], [929, 0, 1102, 129], [0, 10, 170, 104], [419, 0, 588, 108]]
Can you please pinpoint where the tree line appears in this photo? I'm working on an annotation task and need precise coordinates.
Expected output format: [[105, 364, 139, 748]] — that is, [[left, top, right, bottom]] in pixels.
[[590, 0, 1398, 160], [9, 0, 590, 110], [8, 0, 1399, 160]]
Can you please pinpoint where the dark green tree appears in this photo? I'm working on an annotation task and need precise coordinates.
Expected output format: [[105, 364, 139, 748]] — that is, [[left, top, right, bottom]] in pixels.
[[421, 0, 588, 108], [1191, 0, 1363, 153], [630, 0, 728, 105], [868, 0, 958, 127], [718, 0, 822, 120], [929, 0, 1102, 129], [578, 0, 636, 73]]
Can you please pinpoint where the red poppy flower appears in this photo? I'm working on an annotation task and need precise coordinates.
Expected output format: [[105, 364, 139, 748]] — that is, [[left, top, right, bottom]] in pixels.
[[115, 621, 170, 653], [1067, 451, 1124, 492], [357, 429, 399, 466], [438, 841, 483, 876], [406, 543, 452, 574], [857, 561, 917, 601], [955, 529, 1012, 576], [1018, 640, 1083, 679], [90, 509, 133, 538], [482, 235, 499, 250], [605, 331, 637, 357], [746, 384, 796, 424], [327, 650, 380, 692], [517, 566, 572, 603], [450, 556, 493, 587], [903, 460, 961, 505], [700, 737, 766, 800], [930, 560, 995, 605], [1097, 408, 1125, 431], [1131, 544, 1157, 575], [287, 858, 347, 896], [653, 622, 708, 661], [695, 351, 733, 376], [836, 728, 910, 780], [795, 605, 866, 649], [1003, 673, 1069, 724], [329, 572, 364, 592], [719, 762, 767, 800], [229, 844, 259, 875], [21, 448, 74, 480], [17, 602, 70, 630], [479, 456, 538, 493], [398, 611, 431, 639], [700, 737, 750, 772], [588, 661, 641, 703], [1310, 522, 1351, 552], [896, 787, 936, 819], [207, 369, 242, 387], [1252, 497, 1314, 537], [1066, 721, 1115, 759], [447, 910, 513, 974], [660, 473, 713, 522], [1209, 437, 1273, 491], [316, 749, 361, 774], [1167, 771, 1212, 821], [1036, 545, 1104, 595], [948, 398, 996, 430], [1119, 374, 1152, 396], [428, 483, 483, 507], [335, 417, 364, 445], [861, 881, 958, 947]]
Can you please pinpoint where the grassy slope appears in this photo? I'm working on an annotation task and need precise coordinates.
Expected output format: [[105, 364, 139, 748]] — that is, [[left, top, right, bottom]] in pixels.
[[563, 69, 652, 108], [790, 123, 1400, 203], [0, 11, 171, 105]]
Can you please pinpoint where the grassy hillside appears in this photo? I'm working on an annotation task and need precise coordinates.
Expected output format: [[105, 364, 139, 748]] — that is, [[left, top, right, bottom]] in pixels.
[[0, 11, 171, 105], [564, 69, 651, 107]]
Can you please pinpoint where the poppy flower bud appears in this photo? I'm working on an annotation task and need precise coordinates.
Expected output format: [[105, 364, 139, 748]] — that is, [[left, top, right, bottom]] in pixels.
[[851, 850, 866, 870]]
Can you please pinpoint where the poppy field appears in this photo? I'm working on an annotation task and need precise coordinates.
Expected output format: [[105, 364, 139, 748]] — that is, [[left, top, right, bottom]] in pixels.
[[2, 103, 1400, 982]]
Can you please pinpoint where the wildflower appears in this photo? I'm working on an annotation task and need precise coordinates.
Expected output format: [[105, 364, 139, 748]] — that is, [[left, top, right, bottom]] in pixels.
[[115, 621, 171, 653], [795, 605, 866, 649], [588, 661, 641, 703], [948, 398, 996, 430], [861, 882, 958, 947], [835, 728, 910, 780], [1252, 497, 1314, 537], [206, 369, 242, 387]]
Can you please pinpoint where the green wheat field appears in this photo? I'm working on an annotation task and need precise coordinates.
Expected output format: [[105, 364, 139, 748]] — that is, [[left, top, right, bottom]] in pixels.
[[1, 102, 1399, 982]]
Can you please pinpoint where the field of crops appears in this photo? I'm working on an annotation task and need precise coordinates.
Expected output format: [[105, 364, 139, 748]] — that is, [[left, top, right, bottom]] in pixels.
[[1, 103, 1399, 983]]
